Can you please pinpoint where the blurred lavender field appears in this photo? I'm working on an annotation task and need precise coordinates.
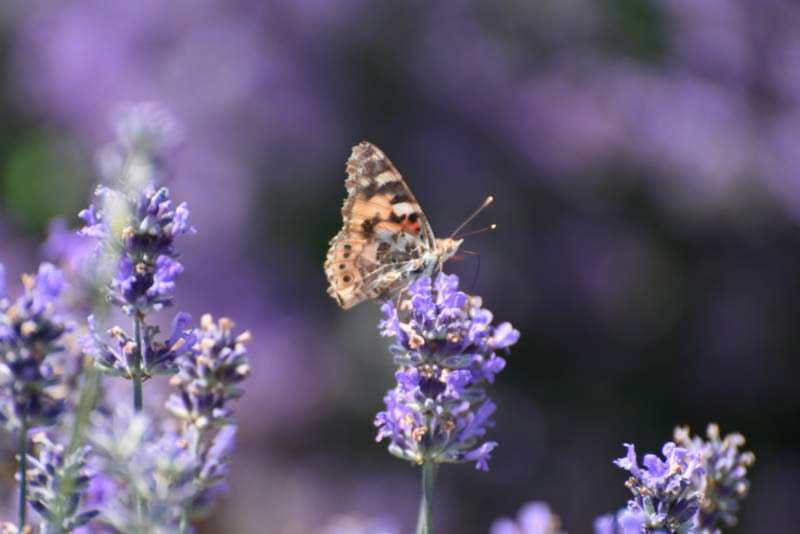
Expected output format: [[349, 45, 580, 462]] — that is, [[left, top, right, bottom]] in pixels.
[[0, 1, 797, 532]]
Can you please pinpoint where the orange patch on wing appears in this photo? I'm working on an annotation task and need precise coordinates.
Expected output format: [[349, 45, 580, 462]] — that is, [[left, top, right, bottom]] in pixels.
[[351, 194, 394, 221]]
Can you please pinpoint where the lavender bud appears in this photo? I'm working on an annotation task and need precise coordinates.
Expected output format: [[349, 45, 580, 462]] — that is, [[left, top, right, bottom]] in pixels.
[[673, 424, 755, 532], [166, 314, 251, 428], [0, 263, 69, 431], [24, 432, 99, 531]]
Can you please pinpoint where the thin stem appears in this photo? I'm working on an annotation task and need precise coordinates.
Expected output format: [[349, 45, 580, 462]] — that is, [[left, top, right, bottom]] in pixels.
[[18, 418, 28, 530], [415, 459, 436, 534], [132, 312, 145, 527], [132, 313, 144, 412], [69, 364, 100, 453]]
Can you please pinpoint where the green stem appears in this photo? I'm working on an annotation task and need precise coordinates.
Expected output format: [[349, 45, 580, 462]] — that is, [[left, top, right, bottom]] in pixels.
[[415, 460, 436, 534], [69, 364, 100, 453], [132, 313, 143, 412], [18, 418, 28, 530]]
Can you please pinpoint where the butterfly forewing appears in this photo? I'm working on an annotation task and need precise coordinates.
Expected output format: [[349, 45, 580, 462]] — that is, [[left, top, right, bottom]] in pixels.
[[325, 142, 436, 308]]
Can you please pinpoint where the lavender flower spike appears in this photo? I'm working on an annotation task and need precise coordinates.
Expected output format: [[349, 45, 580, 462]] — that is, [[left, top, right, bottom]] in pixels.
[[166, 314, 252, 429], [0, 263, 71, 530], [78, 104, 194, 317], [673, 424, 756, 533], [374, 273, 519, 471], [0, 263, 69, 431], [25, 432, 99, 531], [614, 441, 705, 533]]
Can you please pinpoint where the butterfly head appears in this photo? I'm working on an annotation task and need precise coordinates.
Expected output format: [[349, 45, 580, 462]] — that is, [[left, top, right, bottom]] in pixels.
[[436, 237, 463, 263]]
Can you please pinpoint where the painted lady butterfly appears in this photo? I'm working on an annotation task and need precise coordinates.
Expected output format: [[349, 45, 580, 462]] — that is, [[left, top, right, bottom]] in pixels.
[[325, 142, 467, 309]]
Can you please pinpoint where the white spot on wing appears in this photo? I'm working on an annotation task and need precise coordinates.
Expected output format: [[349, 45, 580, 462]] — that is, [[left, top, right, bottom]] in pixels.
[[375, 172, 396, 186], [392, 202, 416, 216]]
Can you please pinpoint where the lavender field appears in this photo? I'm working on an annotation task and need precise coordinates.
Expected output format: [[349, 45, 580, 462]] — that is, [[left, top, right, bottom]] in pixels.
[[0, 1, 795, 533]]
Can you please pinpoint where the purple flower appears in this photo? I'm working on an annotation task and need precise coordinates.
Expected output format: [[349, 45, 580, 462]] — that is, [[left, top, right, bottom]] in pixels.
[[593, 510, 646, 534], [0, 263, 69, 430], [90, 404, 240, 530], [614, 441, 705, 533], [491, 501, 562, 534], [84, 312, 196, 379], [25, 432, 99, 531], [374, 273, 519, 470], [673, 424, 756, 532], [79, 103, 194, 317], [165, 314, 251, 428]]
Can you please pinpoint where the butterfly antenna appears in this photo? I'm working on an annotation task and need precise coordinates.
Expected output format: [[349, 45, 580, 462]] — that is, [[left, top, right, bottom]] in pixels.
[[456, 224, 497, 239], [449, 195, 494, 239]]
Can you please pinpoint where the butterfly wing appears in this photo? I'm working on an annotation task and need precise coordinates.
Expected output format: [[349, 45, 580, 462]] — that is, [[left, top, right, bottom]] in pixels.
[[325, 141, 435, 309]]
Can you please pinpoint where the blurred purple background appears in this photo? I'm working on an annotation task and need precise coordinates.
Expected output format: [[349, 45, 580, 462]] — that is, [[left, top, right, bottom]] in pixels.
[[0, 0, 798, 532]]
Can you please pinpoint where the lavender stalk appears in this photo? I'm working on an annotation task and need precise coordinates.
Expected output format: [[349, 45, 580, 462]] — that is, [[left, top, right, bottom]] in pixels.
[[375, 273, 519, 532], [17, 419, 27, 529], [78, 103, 193, 412], [0, 264, 71, 530]]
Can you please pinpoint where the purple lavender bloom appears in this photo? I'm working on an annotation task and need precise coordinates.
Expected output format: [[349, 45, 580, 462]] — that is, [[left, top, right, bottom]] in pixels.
[[160, 314, 251, 522], [614, 441, 705, 533], [90, 405, 239, 530], [491, 501, 562, 534], [374, 273, 519, 471], [166, 314, 251, 429], [673, 424, 756, 532], [24, 432, 99, 531], [84, 312, 196, 379], [89, 406, 190, 531], [593, 510, 646, 534], [78, 104, 194, 317], [0, 263, 69, 430]]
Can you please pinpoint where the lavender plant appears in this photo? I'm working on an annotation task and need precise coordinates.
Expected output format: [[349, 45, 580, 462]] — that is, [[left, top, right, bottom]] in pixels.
[[375, 273, 519, 534], [0, 263, 70, 529], [89, 315, 249, 532], [75, 103, 251, 533], [595, 424, 755, 534], [78, 102, 194, 412]]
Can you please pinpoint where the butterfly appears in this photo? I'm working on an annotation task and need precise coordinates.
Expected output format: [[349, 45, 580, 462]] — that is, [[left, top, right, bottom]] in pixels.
[[325, 141, 491, 309]]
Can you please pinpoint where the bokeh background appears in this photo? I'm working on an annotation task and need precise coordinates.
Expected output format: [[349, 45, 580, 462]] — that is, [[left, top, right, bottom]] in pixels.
[[0, 1, 798, 532]]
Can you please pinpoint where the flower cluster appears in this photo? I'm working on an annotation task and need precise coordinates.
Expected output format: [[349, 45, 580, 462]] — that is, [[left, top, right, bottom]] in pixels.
[[166, 314, 252, 429], [613, 441, 706, 533], [84, 312, 196, 380], [595, 423, 757, 534], [79, 104, 193, 317], [593, 509, 648, 534], [491, 501, 563, 534], [165, 313, 251, 521], [374, 273, 519, 471], [673, 424, 755, 533], [89, 406, 186, 532], [24, 432, 99, 531], [0, 263, 69, 431], [90, 405, 238, 532]]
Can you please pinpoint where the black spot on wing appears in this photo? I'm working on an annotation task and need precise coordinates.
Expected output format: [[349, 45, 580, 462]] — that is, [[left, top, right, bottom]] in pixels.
[[361, 214, 381, 236]]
